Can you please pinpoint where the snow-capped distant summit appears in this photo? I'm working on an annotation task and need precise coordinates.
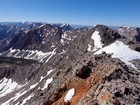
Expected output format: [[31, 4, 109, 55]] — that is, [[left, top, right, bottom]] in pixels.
[[121, 25, 130, 28], [52, 23, 74, 31], [60, 23, 69, 27]]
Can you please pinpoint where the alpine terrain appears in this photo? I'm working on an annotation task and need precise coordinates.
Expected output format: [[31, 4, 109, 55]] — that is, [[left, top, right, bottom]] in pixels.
[[0, 22, 140, 105]]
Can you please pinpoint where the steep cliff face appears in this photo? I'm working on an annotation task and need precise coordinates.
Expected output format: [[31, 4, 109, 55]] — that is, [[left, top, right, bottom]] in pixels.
[[0, 23, 140, 105]]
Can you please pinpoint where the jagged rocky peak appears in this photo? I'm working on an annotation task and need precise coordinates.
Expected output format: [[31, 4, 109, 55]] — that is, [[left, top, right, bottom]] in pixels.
[[38, 23, 54, 29], [118, 25, 140, 42], [0, 23, 62, 52], [0, 22, 45, 41], [87, 25, 121, 52], [0, 23, 64, 63], [93, 25, 121, 43]]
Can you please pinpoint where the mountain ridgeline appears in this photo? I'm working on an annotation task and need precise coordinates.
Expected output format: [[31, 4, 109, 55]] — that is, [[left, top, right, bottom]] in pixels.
[[0, 22, 140, 105]]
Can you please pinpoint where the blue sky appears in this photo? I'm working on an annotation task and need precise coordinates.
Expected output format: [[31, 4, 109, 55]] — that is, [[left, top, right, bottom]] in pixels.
[[0, 0, 139, 26]]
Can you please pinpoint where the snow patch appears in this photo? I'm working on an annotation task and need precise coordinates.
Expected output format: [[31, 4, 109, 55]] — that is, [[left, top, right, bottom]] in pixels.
[[87, 44, 92, 51], [42, 77, 53, 90], [60, 23, 69, 27], [51, 43, 55, 48], [0, 48, 57, 63], [30, 83, 38, 89], [59, 49, 66, 55], [1, 90, 27, 105], [61, 32, 73, 45], [21, 93, 34, 105], [39, 24, 45, 28], [1, 79, 37, 104], [40, 76, 44, 82], [91, 30, 103, 51], [95, 41, 140, 69], [60, 38, 65, 45], [121, 25, 130, 29], [47, 69, 54, 75], [40, 69, 54, 82], [14, 90, 27, 100], [0, 78, 20, 97], [45, 48, 56, 62], [64, 88, 75, 102]]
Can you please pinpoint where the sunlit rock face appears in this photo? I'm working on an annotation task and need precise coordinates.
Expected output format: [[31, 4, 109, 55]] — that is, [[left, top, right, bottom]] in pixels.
[[0, 23, 140, 105]]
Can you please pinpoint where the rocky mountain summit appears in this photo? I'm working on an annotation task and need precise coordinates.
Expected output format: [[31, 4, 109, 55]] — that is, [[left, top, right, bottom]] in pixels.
[[0, 23, 140, 105]]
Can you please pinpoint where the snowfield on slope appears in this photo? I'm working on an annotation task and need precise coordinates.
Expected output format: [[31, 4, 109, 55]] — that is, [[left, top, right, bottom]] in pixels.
[[94, 41, 140, 69], [92, 30, 103, 51], [0, 48, 56, 63], [0, 78, 20, 97], [1, 90, 27, 105], [20, 93, 35, 105]]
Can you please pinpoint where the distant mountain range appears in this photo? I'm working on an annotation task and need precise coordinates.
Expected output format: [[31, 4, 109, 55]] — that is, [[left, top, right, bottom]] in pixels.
[[0, 22, 122, 40]]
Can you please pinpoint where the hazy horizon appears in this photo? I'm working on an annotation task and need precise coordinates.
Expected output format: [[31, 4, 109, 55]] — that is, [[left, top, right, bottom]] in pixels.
[[0, 0, 140, 27]]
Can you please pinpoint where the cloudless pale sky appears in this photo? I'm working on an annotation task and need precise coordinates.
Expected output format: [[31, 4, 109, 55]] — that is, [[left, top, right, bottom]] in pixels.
[[0, 0, 140, 26]]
